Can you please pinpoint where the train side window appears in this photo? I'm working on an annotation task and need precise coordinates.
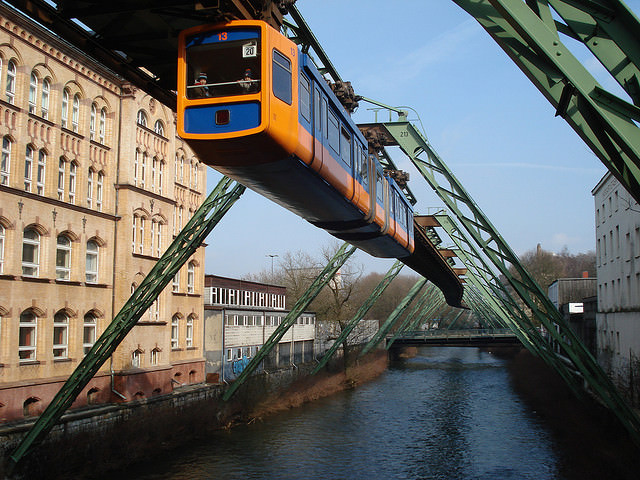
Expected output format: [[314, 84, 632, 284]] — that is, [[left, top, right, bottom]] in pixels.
[[340, 127, 352, 167], [390, 189, 396, 220], [314, 88, 322, 133], [299, 73, 311, 122], [376, 172, 383, 203], [272, 49, 292, 104], [328, 110, 340, 154], [361, 151, 369, 188]]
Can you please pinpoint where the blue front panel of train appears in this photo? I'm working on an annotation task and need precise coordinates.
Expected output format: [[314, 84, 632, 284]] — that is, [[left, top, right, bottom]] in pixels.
[[183, 103, 261, 134]]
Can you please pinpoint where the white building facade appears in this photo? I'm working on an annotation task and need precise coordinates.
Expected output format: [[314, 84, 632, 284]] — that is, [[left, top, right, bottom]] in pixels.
[[592, 171, 640, 405]]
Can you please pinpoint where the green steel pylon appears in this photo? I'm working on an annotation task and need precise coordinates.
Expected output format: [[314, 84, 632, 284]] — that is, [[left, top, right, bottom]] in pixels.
[[360, 278, 428, 356], [10, 177, 246, 465], [379, 120, 640, 443], [386, 284, 443, 349], [312, 260, 404, 374], [454, 0, 640, 203], [223, 242, 357, 401]]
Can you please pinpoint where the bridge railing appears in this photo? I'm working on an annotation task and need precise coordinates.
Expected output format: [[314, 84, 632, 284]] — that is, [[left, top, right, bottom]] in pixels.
[[394, 328, 515, 339]]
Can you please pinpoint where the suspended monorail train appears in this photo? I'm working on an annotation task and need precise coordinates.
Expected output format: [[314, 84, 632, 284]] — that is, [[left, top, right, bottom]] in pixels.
[[177, 20, 463, 305]]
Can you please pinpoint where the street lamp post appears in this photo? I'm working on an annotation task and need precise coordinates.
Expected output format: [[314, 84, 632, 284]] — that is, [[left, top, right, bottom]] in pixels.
[[266, 254, 278, 277]]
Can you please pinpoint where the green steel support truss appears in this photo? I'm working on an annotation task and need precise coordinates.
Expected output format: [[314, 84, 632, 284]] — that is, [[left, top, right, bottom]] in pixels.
[[311, 260, 404, 374], [222, 242, 357, 401], [10, 177, 246, 465], [454, 0, 640, 202], [380, 120, 640, 443], [386, 284, 443, 349], [360, 278, 428, 356]]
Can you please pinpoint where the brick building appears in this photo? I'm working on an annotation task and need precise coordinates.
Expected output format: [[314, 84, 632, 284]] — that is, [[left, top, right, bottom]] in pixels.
[[0, 5, 205, 422]]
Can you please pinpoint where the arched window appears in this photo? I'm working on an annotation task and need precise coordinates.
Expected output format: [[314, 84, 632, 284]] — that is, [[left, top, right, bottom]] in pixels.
[[155, 221, 162, 257], [36, 149, 46, 196], [96, 172, 104, 211], [171, 314, 179, 349], [154, 120, 164, 136], [69, 161, 77, 203], [187, 261, 195, 294], [22, 227, 40, 277], [5, 60, 16, 104], [151, 156, 157, 192], [28, 72, 38, 114], [56, 234, 72, 280], [24, 145, 34, 192], [99, 108, 106, 144], [19, 310, 37, 361], [61, 88, 69, 128], [53, 311, 69, 358], [172, 270, 180, 293], [89, 103, 96, 141], [132, 349, 142, 368], [158, 161, 164, 195], [0, 224, 4, 274], [83, 312, 97, 355], [23, 397, 41, 417], [151, 348, 160, 366], [148, 298, 159, 322], [41, 78, 50, 119], [134, 149, 140, 186], [140, 152, 147, 188], [1, 136, 11, 186], [136, 110, 147, 127], [71, 94, 80, 132], [87, 167, 94, 208], [57, 157, 65, 200], [193, 162, 199, 189], [86, 239, 99, 283], [186, 315, 194, 347]]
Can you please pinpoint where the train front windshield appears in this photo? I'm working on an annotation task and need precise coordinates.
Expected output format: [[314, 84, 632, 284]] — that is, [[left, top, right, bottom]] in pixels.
[[185, 28, 261, 99]]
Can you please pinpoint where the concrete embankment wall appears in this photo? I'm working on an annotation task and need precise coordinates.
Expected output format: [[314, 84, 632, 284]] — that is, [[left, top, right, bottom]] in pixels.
[[0, 349, 387, 479]]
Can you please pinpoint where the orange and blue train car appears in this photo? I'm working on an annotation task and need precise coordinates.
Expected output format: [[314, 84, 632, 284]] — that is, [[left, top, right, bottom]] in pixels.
[[177, 20, 414, 260]]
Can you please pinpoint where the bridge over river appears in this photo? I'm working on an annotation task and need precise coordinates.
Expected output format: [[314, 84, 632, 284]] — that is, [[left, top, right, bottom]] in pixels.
[[389, 329, 522, 348]]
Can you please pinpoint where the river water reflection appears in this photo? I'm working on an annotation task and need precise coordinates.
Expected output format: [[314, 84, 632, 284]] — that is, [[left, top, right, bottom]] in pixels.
[[125, 347, 584, 479]]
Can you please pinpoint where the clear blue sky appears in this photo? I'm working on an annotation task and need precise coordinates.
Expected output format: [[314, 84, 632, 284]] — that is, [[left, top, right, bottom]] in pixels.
[[204, 0, 640, 279]]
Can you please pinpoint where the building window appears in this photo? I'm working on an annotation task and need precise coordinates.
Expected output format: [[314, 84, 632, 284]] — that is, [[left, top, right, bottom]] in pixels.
[[24, 145, 33, 192], [53, 311, 69, 359], [19, 310, 37, 361], [69, 161, 77, 204], [41, 78, 50, 119], [151, 348, 160, 366], [187, 261, 195, 293], [151, 157, 157, 192], [5, 60, 16, 104], [61, 88, 69, 128], [83, 313, 97, 355], [171, 315, 179, 349], [71, 94, 80, 133], [172, 271, 180, 293], [139, 216, 145, 254], [22, 227, 40, 277], [96, 172, 104, 211], [140, 152, 147, 188], [86, 239, 99, 283], [87, 168, 94, 208], [89, 103, 96, 141], [1, 136, 11, 186], [154, 120, 164, 136], [132, 349, 142, 368], [136, 110, 147, 127], [57, 157, 65, 200], [156, 222, 162, 257], [28, 72, 38, 114], [36, 150, 46, 195], [56, 234, 72, 280], [0, 224, 4, 274], [132, 215, 137, 253], [99, 108, 106, 144], [149, 299, 159, 322], [186, 315, 194, 347], [158, 161, 164, 194]]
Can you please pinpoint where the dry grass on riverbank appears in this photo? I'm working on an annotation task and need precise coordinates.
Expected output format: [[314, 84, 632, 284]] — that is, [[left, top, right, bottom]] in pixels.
[[249, 350, 388, 420]]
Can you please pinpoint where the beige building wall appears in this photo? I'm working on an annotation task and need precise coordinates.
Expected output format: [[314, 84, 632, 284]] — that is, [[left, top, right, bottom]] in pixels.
[[0, 5, 205, 421]]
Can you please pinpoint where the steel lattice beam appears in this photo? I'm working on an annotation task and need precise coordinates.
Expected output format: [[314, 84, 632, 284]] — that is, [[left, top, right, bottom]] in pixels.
[[312, 260, 404, 374], [222, 242, 357, 401], [10, 177, 245, 465]]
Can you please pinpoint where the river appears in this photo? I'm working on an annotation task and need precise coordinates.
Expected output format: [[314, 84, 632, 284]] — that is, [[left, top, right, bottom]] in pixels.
[[120, 347, 635, 480]]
